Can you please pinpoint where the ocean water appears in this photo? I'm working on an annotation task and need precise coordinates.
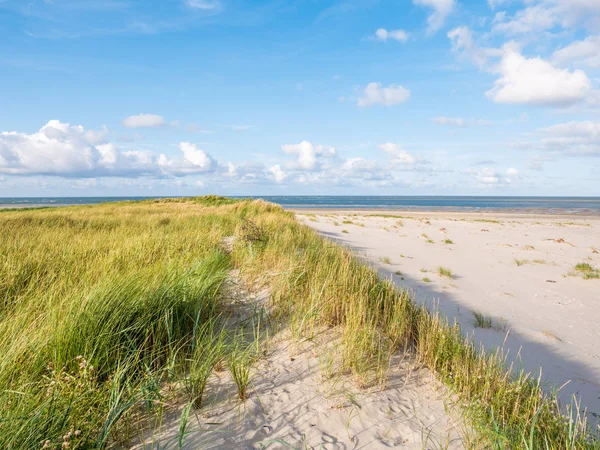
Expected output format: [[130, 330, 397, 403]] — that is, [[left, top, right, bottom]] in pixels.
[[1, 196, 599, 215]]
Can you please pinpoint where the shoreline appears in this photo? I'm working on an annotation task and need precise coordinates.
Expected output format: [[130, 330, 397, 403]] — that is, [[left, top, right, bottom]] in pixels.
[[3, 203, 600, 219], [289, 207, 600, 220]]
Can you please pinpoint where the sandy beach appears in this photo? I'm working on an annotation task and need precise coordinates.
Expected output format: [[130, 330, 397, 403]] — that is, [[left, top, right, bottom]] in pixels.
[[297, 210, 600, 423]]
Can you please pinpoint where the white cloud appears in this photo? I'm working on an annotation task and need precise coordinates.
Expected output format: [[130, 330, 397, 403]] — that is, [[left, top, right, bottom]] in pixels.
[[0, 120, 156, 176], [434, 116, 493, 127], [374, 28, 409, 43], [488, 0, 511, 9], [434, 117, 465, 127], [413, 0, 456, 34], [542, 120, 600, 138], [156, 142, 216, 175], [515, 120, 600, 157], [492, 5, 557, 35], [486, 45, 592, 107], [185, 0, 220, 10], [357, 82, 411, 107], [466, 167, 503, 184], [553, 36, 600, 68], [448, 26, 501, 68], [179, 142, 213, 170], [506, 167, 519, 176], [269, 164, 286, 183], [341, 157, 377, 173], [281, 141, 336, 170], [122, 113, 165, 128], [492, 0, 600, 35], [378, 142, 416, 164]]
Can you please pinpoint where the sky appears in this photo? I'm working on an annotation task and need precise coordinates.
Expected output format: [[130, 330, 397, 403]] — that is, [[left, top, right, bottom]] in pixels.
[[1, 0, 599, 197]]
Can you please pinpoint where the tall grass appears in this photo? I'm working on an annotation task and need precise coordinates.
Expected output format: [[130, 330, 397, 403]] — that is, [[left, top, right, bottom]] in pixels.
[[230, 206, 599, 449], [0, 197, 597, 448], [0, 197, 276, 448]]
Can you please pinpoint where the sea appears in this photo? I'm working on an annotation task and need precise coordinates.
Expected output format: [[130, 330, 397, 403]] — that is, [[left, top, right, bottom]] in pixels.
[[1, 196, 600, 215]]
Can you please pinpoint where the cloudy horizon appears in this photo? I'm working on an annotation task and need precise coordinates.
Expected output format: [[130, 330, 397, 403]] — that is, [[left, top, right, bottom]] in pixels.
[[1, 0, 599, 197]]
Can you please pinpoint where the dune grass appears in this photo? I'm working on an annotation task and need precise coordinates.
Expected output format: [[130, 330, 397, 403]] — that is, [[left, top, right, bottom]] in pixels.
[[0, 197, 597, 449], [574, 262, 600, 279], [438, 266, 453, 278]]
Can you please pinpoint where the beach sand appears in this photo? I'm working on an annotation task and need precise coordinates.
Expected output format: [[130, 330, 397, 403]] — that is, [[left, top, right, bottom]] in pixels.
[[133, 271, 465, 449], [297, 210, 600, 424]]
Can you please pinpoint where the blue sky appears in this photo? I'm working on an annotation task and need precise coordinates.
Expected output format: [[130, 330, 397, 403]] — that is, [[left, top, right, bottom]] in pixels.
[[1, 0, 599, 196]]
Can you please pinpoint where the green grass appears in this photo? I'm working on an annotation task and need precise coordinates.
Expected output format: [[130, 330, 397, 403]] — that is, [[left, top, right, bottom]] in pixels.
[[473, 311, 506, 332], [0, 197, 596, 449], [515, 259, 529, 266], [574, 262, 600, 279], [438, 267, 453, 278], [443, 239, 453, 244], [473, 219, 501, 224], [422, 277, 432, 283], [380, 256, 392, 264]]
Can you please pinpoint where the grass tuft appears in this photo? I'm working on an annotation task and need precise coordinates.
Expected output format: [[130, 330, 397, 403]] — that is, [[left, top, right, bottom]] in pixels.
[[438, 267, 453, 278]]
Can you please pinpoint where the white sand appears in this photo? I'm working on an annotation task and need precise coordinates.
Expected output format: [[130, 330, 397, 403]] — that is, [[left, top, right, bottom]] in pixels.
[[135, 336, 464, 449], [133, 272, 465, 449], [299, 211, 600, 424]]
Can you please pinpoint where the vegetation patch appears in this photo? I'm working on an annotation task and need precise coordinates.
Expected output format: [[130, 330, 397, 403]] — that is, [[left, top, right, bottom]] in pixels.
[[573, 262, 600, 280], [0, 197, 596, 449]]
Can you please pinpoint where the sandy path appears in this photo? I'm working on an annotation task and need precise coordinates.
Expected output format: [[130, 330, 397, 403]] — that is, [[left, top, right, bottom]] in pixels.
[[134, 336, 464, 449], [133, 274, 465, 449], [299, 211, 600, 425]]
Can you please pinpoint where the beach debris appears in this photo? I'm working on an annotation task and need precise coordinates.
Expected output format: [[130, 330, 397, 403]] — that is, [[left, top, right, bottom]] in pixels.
[[592, 247, 599, 254], [546, 280, 557, 283], [548, 238, 575, 247], [481, 229, 489, 232], [439, 228, 447, 233]]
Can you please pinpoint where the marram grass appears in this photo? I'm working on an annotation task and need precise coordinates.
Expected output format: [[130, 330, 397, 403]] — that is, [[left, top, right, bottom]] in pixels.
[[0, 197, 597, 449]]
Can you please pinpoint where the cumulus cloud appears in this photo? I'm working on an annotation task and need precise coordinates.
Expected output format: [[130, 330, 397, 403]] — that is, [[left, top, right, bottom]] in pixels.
[[122, 113, 165, 128], [553, 36, 600, 68], [378, 143, 416, 164], [156, 142, 216, 174], [357, 82, 411, 107], [0, 120, 221, 178], [374, 28, 409, 43], [413, 0, 456, 34], [486, 45, 591, 107], [0, 120, 157, 176], [269, 164, 286, 183], [281, 141, 336, 170], [506, 167, 519, 177]]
